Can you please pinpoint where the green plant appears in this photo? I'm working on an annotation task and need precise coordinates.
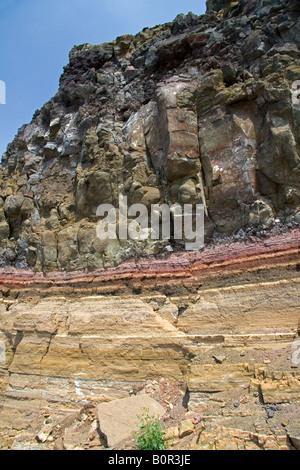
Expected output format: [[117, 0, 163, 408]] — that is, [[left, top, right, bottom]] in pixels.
[[133, 408, 167, 450]]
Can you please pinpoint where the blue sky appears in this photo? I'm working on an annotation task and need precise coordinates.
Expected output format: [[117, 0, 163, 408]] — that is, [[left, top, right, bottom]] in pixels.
[[0, 0, 207, 157]]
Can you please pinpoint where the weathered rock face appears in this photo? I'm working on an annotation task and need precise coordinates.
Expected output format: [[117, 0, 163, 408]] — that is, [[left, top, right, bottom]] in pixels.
[[0, 0, 300, 451], [0, 231, 299, 450], [0, 0, 300, 271]]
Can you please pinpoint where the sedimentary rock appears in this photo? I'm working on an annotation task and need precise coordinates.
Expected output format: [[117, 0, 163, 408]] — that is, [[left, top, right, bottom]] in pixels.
[[97, 395, 166, 448], [0, 230, 299, 449]]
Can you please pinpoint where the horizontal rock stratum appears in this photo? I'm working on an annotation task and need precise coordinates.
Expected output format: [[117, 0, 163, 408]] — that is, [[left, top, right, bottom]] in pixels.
[[0, 0, 300, 451], [0, 230, 299, 449]]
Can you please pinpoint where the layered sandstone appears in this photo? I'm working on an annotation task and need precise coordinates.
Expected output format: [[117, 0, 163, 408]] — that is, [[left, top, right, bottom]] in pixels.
[[0, 230, 299, 449]]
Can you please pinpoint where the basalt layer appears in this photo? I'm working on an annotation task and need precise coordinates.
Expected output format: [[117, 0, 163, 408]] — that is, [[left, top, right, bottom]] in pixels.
[[0, 0, 300, 270], [0, 0, 300, 451]]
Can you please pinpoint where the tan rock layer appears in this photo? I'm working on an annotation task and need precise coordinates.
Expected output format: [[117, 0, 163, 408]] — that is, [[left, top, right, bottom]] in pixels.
[[0, 234, 299, 449]]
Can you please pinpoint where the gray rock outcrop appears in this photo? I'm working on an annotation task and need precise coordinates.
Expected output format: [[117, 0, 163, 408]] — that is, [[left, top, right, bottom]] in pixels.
[[0, 0, 299, 271]]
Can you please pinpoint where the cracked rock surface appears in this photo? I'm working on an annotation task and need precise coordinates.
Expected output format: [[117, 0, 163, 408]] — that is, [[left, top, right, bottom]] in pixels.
[[0, 0, 300, 271]]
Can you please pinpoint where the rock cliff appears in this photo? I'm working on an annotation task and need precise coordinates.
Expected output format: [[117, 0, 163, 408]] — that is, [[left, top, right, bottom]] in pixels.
[[0, 0, 300, 451], [0, 0, 300, 271]]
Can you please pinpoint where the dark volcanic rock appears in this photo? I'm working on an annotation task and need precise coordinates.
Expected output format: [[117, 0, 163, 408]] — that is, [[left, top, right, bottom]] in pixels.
[[0, 0, 300, 271]]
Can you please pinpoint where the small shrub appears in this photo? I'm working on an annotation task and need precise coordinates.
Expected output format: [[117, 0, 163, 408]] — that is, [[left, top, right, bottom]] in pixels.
[[133, 408, 167, 450]]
